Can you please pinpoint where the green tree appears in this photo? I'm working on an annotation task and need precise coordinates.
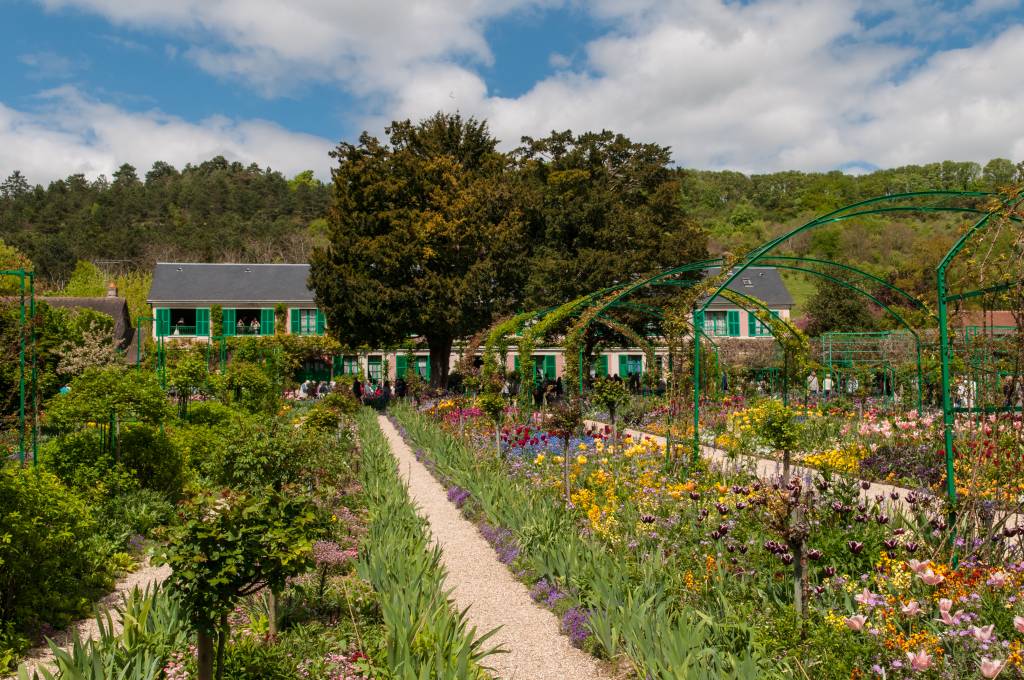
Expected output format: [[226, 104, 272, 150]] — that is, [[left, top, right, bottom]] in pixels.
[[515, 130, 707, 308], [0, 240, 32, 296], [982, 157, 1017, 190], [310, 112, 527, 386], [804, 276, 876, 337]]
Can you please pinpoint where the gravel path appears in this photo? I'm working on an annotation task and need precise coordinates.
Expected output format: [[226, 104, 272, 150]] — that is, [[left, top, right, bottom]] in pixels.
[[8, 559, 172, 679], [378, 415, 611, 680]]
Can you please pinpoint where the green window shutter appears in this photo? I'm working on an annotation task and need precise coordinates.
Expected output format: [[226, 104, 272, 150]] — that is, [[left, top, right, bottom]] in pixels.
[[597, 355, 608, 377], [618, 355, 628, 377], [513, 356, 519, 371], [545, 355, 556, 380], [727, 310, 740, 337], [424, 357, 431, 381], [261, 308, 274, 336], [290, 309, 300, 334], [748, 311, 757, 337], [316, 310, 325, 335], [195, 308, 210, 336], [332, 355, 343, 376], [396, 355, 407, 378], [223, 308, 236, 336], [155, 308, 170, 337]]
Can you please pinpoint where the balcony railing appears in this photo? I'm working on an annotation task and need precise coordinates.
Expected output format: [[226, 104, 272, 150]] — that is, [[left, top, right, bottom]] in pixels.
[[168, 325, 196, 336], [233, 326, 263, 335]]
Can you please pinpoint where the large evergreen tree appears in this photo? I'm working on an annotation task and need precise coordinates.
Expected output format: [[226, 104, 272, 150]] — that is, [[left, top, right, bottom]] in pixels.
[[514, 130, 708, 308], [309, 113, 527, 386]]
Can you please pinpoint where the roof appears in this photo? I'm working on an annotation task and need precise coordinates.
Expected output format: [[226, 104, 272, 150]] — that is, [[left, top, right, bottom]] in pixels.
[[705, 267, 794, 309], [954, 311, 1018, 328], [38, 297, 134, 349], [148, 263, 315, 304]]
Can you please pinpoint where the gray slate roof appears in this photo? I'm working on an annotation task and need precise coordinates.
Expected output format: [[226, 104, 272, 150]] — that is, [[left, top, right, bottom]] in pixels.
[[706, 267, 794, 308], [148, 263, 315, 304]]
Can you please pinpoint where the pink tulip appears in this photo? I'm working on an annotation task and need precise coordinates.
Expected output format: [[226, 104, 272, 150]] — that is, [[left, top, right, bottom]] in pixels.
[[907, 559, 930, 574], [980, 658, 1006, 678], [918, 568, 945, 586], [900, 601, 921, 616], [1014, 616, 1024, 633], [987, 571, 1009, 588], [854, 588, 877, 607], [938, 598, 953, 613], [907, 650, 932, 671], [844, 614, 868, 631], [972, 624, 995, 643]]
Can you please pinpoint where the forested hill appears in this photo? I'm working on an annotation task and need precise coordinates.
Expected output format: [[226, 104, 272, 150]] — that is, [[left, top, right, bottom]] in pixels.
[[1, 153, 1020, 294], [0, 157, 330, 284]]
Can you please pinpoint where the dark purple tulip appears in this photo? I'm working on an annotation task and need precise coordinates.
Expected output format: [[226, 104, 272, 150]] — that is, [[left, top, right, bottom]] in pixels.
[[718, 523, 730, 536], [883, 538, 898, 551], [890, 491, 900, 501], [893, 528, 906, 536], [716, 502, 729, 516], [726, 543, 736, 553], [730, 557, 738, 565], [905, 542, 919, 554], [847, 541, 864, 555], [640, 514, 655, 524], [855, 514, 867, 523], [876, 514, 890, 525], [689, 491, 701, 500], [807, 548, 823, 561], [831, 501, 845, 513], [824, 566, 837, 577], [780, 553, 794, 565], [857, 503, 867, 513], [814, 586, 826, 595], [738, 544, 748, 554], [736, 501, 747, 510], [861, 480, 871, 490], [875, 494, 884, 503]]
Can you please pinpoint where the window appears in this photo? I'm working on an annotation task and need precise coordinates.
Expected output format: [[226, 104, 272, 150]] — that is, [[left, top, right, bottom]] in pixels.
[[367, 356, 382, 382], [742, 278, 754, 287], [749, 311, 772, 337], [334, 355, 360, 376], [156, 308, 208, 337], [290, 308, 325, 335], [704, 311, 728, 336], [225, 308, 274, 336]]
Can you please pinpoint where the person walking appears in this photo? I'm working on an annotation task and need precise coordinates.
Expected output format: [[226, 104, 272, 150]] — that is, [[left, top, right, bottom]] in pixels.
[[352, 377, 363, 402], [822, 374, 833, 401]]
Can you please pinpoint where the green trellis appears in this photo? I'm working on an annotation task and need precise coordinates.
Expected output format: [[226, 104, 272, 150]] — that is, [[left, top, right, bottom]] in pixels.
[[1, 268, 37, 466]]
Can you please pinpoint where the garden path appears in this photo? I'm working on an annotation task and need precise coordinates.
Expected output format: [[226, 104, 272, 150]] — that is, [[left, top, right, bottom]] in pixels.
[[585, 420, 1024, 536], [378, 415, 612, 680], [8, 559, 171, 679]]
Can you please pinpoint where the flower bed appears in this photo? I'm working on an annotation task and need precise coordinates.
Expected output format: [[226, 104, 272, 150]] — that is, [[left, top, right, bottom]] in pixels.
[[402, 400, 1024, 678]]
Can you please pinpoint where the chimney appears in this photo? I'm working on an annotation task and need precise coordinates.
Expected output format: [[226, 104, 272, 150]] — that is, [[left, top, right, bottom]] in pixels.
[[106, 281, 118, 298]]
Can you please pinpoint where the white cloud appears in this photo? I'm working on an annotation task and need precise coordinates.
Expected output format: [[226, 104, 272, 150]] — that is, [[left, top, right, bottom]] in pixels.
[[25, 0, 1024, 173], [0, 87, 333, 184], [18, 51, 82, 80]]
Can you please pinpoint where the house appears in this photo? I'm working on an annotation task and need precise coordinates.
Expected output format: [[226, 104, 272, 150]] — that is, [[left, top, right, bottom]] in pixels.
[[147, 263, 326, 339], [145, 262, 794, 383], [699, 266, 794, 339]]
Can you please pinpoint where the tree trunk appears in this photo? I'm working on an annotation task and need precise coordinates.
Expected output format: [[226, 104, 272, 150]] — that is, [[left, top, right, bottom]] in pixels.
[[197, 629, 214, 680], [782, 448, 791, 484], [216, 613, 228, 680], [495, 423, 502, 458], [427, 335, 452, 388], [268, 589, 278, 637]]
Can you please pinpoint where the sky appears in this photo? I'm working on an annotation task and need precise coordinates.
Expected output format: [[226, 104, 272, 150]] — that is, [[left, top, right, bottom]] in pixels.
[[2, 0, 1024, 184]]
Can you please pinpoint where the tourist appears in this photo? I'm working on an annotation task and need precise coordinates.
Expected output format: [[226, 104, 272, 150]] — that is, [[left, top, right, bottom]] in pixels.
[[237, 318, 245, 333], [352, 377, 363, 401], [822, 374, 833, 400], [806, 372, 819, 397], [250, 318, 260, 334]]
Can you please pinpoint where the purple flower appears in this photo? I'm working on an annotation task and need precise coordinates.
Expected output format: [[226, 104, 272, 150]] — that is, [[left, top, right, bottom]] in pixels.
[[561, 607, 592, 647]]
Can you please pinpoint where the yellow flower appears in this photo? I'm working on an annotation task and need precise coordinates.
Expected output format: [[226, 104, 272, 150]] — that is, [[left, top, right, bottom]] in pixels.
[[577, 455, 588, 465], [578, 443, 588, 451], [534, 454, 545, 465]]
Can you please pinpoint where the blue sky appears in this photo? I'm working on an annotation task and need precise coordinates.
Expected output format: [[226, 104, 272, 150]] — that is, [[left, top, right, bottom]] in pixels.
[[2, 0, 1023, 183]]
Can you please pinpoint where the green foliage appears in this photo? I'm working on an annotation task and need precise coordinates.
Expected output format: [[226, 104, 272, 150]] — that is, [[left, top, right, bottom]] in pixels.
[[804, 275, 878, 336], [161, 488, 326, 633], [750, 399, 801, 453], [0, 159, 329, 282], [514, 130, 708, 309], [309, 112, 528, 386], [0, 465, 110, 650], [589, 377, 630, 417], [303, 403, 341, 431], [17, 585, 188, 680], [224, 361, 276, 414], [58, 260, 153, 326], [39, 430, 139, 501], [118, 426, 187, 499], [354, 409, 501, 678], [0, 240, 32, 296], [476, 392, 505, 425], [46, 367, 169, 431]]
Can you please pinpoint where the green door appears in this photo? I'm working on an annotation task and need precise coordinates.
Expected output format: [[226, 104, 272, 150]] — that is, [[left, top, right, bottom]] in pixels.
[[260, 308, 275, 336], [596, 355, 608, 378], [195, 308, 210, 337], [544, 355, 556, 380], [155, 308, 170, 337], [396, 355, 408, 378], [223, 308, 236, 336], [727, 310, 740, 337]]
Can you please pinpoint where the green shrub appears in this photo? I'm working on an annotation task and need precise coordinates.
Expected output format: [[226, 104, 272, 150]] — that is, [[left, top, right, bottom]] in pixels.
[[119, 426, 186, 499], [303, 403, 341, 431], [101, 489, 176, 542], [185, 401, 237, 426], [39, 430, 139, 501], [0, 465, 110, 646]]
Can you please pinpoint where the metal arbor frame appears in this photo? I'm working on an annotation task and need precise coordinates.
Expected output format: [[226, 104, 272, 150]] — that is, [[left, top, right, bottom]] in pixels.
[[936, 190, 1024, 506], [1, 268, 37, 465], [695, 190, 1021, 498]]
